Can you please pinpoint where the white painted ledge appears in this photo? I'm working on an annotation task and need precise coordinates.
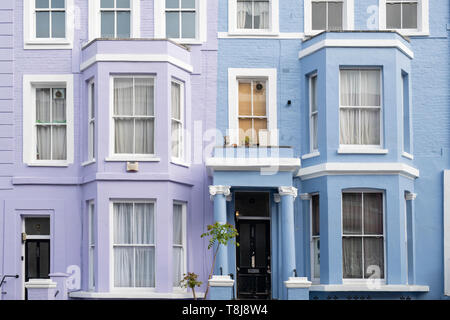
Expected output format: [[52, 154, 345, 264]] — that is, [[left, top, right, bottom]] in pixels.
[[285, 277, 312, 289], [302, 151, 320, 160], [25, 279, 57, 289], [338, 148, 388, 154], [310, 284, 429, 292], [208, 275, 235, 287], [218, 32, 304, 39], [69, 290, 205, 299], [105, 157, 161, 162], [206, 157, 301, 172], [402, 152, 414, 160]]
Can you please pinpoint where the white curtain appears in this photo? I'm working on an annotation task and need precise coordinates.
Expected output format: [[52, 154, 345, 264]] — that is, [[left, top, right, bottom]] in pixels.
[[52, 126, 67, 160], [173, 204, 184, 286], [343, 237, 362, 278], [134, 203, 154, 244], [114, 78, 134, 153], [343, 193, 362, 234], [114, 247, 133, 287], [363, 193, 383, 235], [37, 126, 51, 160], [237, 1, 252, 29], [171, 82, 182, 158], [340, 109, 359, 145], [363, 238, 384, 278], [135, 247, 155, 287], [254, 1, 269, 29], [36, 89, 50, 123]]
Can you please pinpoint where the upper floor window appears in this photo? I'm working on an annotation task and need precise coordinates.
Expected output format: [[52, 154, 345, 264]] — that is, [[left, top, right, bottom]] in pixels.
[[304, 0, 354, 36], [379, 0, 429, 36], [237, 0, 269, 30], [309, 74, 318, 152], [165, 0, 196, 39], [339, 69, 382, 148], [35, 0, 66, 38], [171, 81, 185, 161], [87, 81, 96, 163]]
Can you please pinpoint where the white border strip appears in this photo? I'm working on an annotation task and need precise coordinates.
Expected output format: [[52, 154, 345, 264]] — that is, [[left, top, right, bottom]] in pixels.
[[310, 284, 429, 292], [218, 32, 304, 39], [298, 39, 414, 60], [444, 170, 450, 296], [206, 157, 301, 172], [297, 162, 419, 180], [80, 54, 194, 73]]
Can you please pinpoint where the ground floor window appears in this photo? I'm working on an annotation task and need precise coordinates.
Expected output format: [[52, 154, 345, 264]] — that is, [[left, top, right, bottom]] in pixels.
[[311, 194, 320, 281], [173, 202, 186, 287]]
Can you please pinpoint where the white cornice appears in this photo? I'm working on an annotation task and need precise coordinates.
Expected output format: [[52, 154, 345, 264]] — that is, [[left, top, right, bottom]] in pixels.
[[80, 54, 194, 73], [298, 39, 414, 60], [297, 162, 420, 180], [209, 185, 231, 197], [278, 186, 298, 198], [206, 157, 301, 173]]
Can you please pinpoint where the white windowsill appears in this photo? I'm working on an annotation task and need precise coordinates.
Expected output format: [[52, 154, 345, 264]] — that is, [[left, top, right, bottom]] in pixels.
[[171, 159, 190, 168], [384, 29, 429, 37], [338, 148, 388, 155], [69, 290, 204, 299], [105, 157, 161, 162], [24, 39, 73, 50], [402, 152, 414, 160], [310, 284, 429, 292], [82, 159, 96, 167], [27, 161, 69, 167], [302, 151, 320, 160]]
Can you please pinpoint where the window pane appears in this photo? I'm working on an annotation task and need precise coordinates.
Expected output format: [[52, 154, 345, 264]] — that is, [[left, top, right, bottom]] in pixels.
[[173, 204, 183, 245], [254, 118, 267, 144], [343, 237, 363, 278], [36, 89, 51, 123], [328, 2, 343, 30], [37, 126, 51, 160], [90, 83, 95, 119], [181, 0, 195, 9], [115, 119, 134, 153], [114, 78, 133, 115], [360, 109, 380, 145], [312, 195, 320, 236], [171, 82, 181, 119], [363, 193, 383, 235], [89, 122, 95, 160], [117, 0, 131, 9], [113, 203, 133, 244], [117, 11, 131, 38], [311, 75, 317, 112], [312, 238, 320, 278], [101, 0, 114, 8], [172, 121, 181, 157], [36, 12, 50, 38], [89, 204, 95, 245], [135, 78, 154, 116], [386, 3, 401, 29], [340, 108, 360, 145], [135, 119, 154, 154], [239, 118, 252, 145], [134, 203, 154, 244], [166, 12, 180, 38], [343, 193, 362, 234], [364, 237, 384, 279], [51, 0, 65, 9], [312, 2, 326, 30], [101, 11, 115, 37], [402, 3, 417, 29], [254, 1, 269, 29], [360, 70, 380, 106], [166, 0, 179, 9], [340, 70, 360, 106], [135, 248, 155, 287], [312, 113, 318, 150], [36, 0, 49, 9], [51, 12, 65, 38], [114, 247, 133, 287], [253, 81, 266, 116], [25, 217, 50, 235], [181, 12, 196, 38], [52, 89, 66, 122], [238, 82, 252, 116], [173, 247, 184, 286], [52, 126, 67, 160], [237, 1, 253, 29]]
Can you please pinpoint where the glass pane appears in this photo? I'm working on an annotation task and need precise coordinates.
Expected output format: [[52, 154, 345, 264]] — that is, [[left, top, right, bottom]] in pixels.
[[181, 12, 196, 38], [254, 118, 267, 144], [253, 1, 269, 29], [52, 89, 66, 122], [182, 0, 195, 9], [135, 247, 155, 287], [134, 203, 154, 244], [89, 204, 95, 245], [166, 12, 180, 38], [135, 78, 154, 116], [27, 242, 38, 278], [37, 126, 51, 160], [402, 3, 417, 29], [238, 82, 252, 116], [253, 81, 266, 116], [115, 119, 134, 153], [166, 0, 179, 9], [90, 83, 95, 119], [312, 195, 320, 236], [101, 11, 115, 37], [235, 192, 270, 217], [239, 223, 251, 267], [340, 108, 360, 145], [114, 78, 133, 115], [255, 223, 267, 267], [36, 89, 51, 123], [117, 11, 131, 38], [343, 237, 362, 278], [312, 2, 326, 30], [312, 238, 320, 278], [117, 0, 130, 9], [239, 118, 252, 145], [328, 2, 343, 30], [113, 203, 133, 244], [172, 121, 180, 158], [364, 193, 383, 235], [386, 3, 401, 29], [135, 119, 154, 154], [52, 126, 67, 160], [36, 12, 50, 38], [25, 218, 50, 235], [51, 12, 65, 38], [36, 0, 49, 9], [360, 109, 380, 145], [360, 70, 380, 106], [173, 204, 183, 245], [340, 70, 360, 106], [101, 0, 114, 8], [311, 76, 317, 112], [173, 247, 184, 286], [89, 122, 95, 160], [51, 0, 65, 9], [312, 113, 318, 150], [364, 238, 384, 279], [39, 242, 50, 278], [114, 247, 133, 287], [237, 1, 253, 29], [171, 82, 181, 119], [342, 193, 362, 234]]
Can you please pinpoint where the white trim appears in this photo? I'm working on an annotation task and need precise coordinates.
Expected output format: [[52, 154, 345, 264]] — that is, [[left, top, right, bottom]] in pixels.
[[105, 157, 161, 162], [338, 148, 389, 154], [402, 152, 414, 160], [297, 162, 419, 180], [23, 0, 74, 50], [69, 290, 205, 299], [228, 0, 279, 35], [154, 0, 207, 43], [310, 284, 429, 292], [284, 277, 312, 289], [89, 0, 140, 41], [405, 192, 417, 201], [444, 170, 450, 296], [302, 151, 320, 160], [23, 74, 74, 166], [208, 275, 235, 287], [379, 0, 429, 36], [170, 79, 186, 164], [228, 68, 278, 146], [310, 194, 320, 283], [218, 32, 304, 39], [87, 80, 96, 163], [88, 200, 95, 291], [304, 0, 355, 37], [25, 279, 57, 289], [309, 73, 319, 153], [206, 157, 300, 172], [298, 39, 414, 60], [80, 54, 194, 73]]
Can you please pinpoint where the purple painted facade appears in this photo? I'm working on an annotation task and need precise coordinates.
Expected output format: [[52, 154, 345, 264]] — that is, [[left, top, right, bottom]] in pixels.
[[0, 0, 217, 299]]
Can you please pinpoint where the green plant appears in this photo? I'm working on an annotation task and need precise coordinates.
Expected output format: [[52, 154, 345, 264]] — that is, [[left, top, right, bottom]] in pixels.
[[180, 272, 203, 300], [244, 136, 250, 146], [201, 222, 239, 299]]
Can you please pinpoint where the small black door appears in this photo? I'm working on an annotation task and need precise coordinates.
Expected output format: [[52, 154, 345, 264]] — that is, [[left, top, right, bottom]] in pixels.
[[236, 219, 271, 299], [25, 239, 50, 300]]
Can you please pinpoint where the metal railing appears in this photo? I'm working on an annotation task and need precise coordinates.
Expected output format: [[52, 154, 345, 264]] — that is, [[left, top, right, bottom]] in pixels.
[[0, 275, 19, 295]]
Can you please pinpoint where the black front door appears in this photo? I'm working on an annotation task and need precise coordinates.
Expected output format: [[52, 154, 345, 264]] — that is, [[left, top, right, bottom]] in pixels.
[[236, 219, 271, 299], [25, 239, 50, 300]]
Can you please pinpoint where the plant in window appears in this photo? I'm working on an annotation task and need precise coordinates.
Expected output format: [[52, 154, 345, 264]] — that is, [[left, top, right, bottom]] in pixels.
[[201, 222, 239, 299], [180, 272, 202, 300]]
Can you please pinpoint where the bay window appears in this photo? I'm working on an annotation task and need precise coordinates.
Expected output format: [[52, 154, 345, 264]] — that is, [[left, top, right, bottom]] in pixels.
[[113, 201, 155, 288], [311, 194, 320, 282], [173, 203, 186, 288], [171, 81, 185, 160], [339, 69, 382, 147], [342, 192, 385, 280]]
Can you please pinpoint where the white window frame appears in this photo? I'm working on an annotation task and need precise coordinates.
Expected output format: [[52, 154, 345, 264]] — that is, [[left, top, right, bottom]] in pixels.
[[172, 201, 187, 290], [171, 79, 185, 163], [154, 0, 207, 44], [309, 73, 318, 153], [310, 193, 320, 284], [87, 80, 96, 163], [109, 200, 157, 292], [23, 0, 74, 49], [379, 0, 429, 36], [304, 0, 354, 36], [338, 68, 384, 152], [88, 200, 95, 291], [341, 190, 386, 284], [228, 68, 278, 146], [88, 0, 140, 41], [108, 75, 157, 161], [23, 74, 74, 166], [228, 0, 279, 35]]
